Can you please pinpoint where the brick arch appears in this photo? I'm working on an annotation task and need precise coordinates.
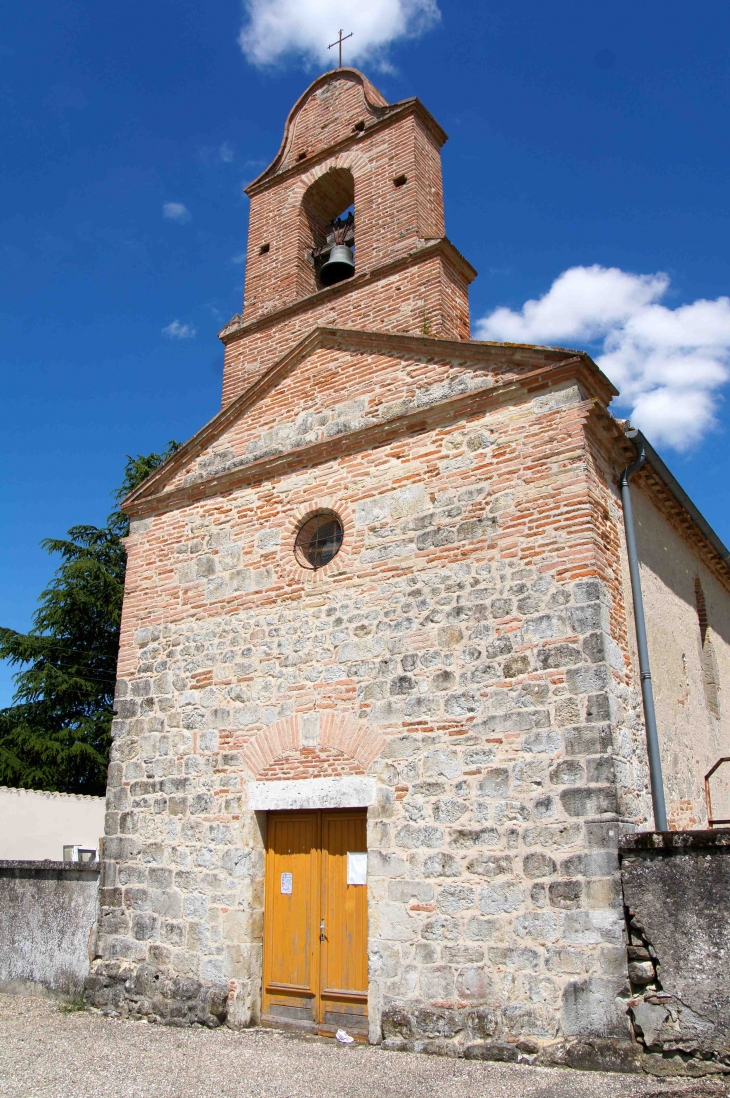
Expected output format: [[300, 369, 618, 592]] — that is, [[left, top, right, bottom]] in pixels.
[[257, 746, 365, 782], [296, 164, 356, 297], [278, 496, 355, 587], [281, 148, 377, 298], [282, 149, 373, 213], [242, 712, 385, 780], [290, 151, 372, 298]]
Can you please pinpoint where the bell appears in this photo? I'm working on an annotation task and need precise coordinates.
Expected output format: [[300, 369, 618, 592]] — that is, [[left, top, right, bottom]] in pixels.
[[319, 244, 355, 287]]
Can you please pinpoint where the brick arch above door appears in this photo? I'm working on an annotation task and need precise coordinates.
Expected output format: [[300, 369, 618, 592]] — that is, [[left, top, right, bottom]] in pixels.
[[241, 712, 385, 781]]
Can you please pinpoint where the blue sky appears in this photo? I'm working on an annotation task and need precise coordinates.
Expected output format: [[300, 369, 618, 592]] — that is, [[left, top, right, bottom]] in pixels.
[[2, 1, 730, 705]]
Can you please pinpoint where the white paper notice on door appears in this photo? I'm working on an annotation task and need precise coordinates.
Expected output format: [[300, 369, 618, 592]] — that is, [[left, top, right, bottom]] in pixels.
[[280, 872, 292, 895], [347, 852, 367, 885]]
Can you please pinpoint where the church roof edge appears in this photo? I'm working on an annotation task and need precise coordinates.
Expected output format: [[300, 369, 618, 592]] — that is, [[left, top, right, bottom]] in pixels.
[[624, 427, 730, 574], [121, 327, 610, 514]]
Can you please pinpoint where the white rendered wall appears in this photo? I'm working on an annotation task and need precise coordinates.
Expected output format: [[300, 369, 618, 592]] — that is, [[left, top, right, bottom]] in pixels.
[[630, 489, 730, 828], [0, 787, 105, 861]]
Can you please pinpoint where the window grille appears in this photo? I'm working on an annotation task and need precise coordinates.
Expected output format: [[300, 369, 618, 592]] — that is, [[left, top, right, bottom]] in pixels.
[[294, 513, 343, 570]]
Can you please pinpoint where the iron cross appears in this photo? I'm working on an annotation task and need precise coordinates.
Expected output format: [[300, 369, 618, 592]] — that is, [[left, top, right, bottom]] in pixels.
[[328, 29, 353, 69]]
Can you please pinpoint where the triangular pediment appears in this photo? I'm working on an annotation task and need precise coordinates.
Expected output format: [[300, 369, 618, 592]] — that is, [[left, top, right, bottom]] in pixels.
[[124, 328, 608, 517]]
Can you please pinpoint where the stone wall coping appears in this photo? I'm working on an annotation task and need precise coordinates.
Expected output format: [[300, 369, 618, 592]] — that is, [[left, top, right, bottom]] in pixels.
[[0, 859, 100, 875], [619, 829, 730, 853]]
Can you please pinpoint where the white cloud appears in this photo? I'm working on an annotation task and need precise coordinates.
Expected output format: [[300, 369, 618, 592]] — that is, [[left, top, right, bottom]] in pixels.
[[475, 265, 730, 450], [199, 143, 236, 166], [162, 202, 191, 223], [238, 0, 440, 69], [162, 320, 197, 339], [231, 253, 247, 265]]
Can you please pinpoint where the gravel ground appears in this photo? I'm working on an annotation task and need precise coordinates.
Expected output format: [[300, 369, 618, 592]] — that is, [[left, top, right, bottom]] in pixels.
[[0, 995, 727, 1098]]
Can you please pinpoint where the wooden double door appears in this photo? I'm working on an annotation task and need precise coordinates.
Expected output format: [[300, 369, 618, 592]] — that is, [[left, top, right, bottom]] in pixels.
[[262, 809, 368, 1038]]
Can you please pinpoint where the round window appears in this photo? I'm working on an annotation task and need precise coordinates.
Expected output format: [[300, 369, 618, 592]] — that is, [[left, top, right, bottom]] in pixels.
[[294, 512, 343, 570]]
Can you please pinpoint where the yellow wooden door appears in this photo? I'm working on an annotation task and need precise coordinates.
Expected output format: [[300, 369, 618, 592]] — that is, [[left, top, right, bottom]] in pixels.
[[262, 811, 320, 1027], [262, 809, 368, 1037], [319, 810, 369, 1035]]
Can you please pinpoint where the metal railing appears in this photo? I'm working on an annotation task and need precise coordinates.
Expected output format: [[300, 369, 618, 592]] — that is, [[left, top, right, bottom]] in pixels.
[[705, 757, 730, 828]]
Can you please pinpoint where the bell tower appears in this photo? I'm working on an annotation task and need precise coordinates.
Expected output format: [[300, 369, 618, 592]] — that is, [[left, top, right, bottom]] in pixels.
[[219, 69, 477, 405]]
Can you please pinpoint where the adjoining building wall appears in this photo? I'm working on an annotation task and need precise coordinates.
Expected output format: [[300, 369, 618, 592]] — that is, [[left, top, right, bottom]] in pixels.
[[630, 487, 730, 829], [0, 861, 99, 997], [0, 787, 105, 861]]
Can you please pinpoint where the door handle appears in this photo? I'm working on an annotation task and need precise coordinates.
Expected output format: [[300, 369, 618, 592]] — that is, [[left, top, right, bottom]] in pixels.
[[320, 919, 326, 942]]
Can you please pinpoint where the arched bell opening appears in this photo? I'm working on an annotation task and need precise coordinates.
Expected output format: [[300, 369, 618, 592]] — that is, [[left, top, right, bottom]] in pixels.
[[299, 168, 355, 294]]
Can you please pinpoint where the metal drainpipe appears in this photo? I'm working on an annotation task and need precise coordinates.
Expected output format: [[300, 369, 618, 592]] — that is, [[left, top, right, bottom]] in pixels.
[[620, 429, 668, 831]]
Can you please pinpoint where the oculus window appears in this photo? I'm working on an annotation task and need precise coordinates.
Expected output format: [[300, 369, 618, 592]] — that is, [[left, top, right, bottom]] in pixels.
[[294, 513, 343, 570]]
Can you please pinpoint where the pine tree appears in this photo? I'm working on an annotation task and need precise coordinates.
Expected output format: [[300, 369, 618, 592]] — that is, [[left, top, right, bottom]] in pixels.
[[0, 443, 179, 795]]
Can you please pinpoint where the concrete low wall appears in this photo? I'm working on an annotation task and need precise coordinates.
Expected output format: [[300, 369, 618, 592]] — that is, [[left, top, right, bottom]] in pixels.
[[0, 861, 99, 997], [620, 830, 730, 1074]]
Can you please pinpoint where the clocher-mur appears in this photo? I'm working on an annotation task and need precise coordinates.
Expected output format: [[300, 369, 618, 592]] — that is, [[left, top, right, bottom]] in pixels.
[[85, 69, 730, 1063]]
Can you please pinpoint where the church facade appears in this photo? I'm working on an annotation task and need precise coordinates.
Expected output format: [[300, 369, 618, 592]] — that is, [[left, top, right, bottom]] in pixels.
[[86, 70, 730, 1057]]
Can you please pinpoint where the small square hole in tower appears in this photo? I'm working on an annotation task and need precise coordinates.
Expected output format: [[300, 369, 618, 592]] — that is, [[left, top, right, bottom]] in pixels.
[[393, 174, 408, 188], [259, 243, 270, 255]]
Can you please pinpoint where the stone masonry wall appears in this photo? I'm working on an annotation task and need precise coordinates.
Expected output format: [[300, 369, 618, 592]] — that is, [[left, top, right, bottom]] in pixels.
[[87, 378, 636, 1050], [170, 343, 516, 496], [576, 417, 653, 832]]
